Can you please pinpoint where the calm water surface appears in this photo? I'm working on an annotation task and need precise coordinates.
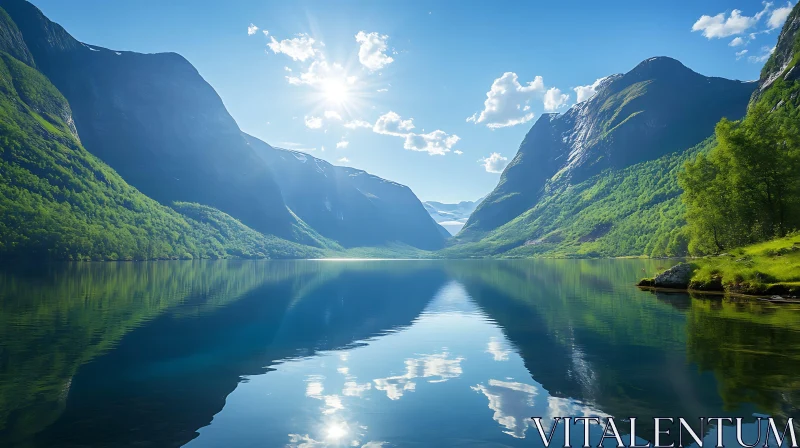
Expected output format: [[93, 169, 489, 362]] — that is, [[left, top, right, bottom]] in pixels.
[[1, 259, 799, 447]]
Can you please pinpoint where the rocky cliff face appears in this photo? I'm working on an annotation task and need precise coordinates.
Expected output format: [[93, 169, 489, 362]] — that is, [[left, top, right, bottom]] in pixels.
[[752, 2, 800, 110], [460, 57, 756, 238], [246, 135, 448, 250], [1, 0, 295, 238]]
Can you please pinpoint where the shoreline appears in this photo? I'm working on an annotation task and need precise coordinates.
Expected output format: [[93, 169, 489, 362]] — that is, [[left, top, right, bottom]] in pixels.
[[635, 285, 800, 303]]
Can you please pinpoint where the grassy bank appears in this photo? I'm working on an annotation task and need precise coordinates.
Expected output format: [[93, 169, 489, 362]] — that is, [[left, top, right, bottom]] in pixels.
[[689, 233, 800, 295], [644, 234, 800, 296]]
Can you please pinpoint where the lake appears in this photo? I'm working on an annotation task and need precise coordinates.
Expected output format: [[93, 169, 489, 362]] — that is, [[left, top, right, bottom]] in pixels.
[[1, 259, 799, 447]]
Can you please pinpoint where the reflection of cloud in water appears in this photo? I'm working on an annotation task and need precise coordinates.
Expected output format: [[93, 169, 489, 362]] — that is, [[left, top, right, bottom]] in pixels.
[[322, 395, 344, 414], [304, 374, 346, 415], [343, 381, 372, 397], [288, 420, 386, 448], [306, 375, 325, 399], [288, 435, 387, 448], [545, 396, 609, 423], [471, 379, 539, 438], [486, 336, 511, 361], [373, 352, 464, 400]]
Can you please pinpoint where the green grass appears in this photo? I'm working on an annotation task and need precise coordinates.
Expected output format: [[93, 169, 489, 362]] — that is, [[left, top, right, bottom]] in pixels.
[[688, 233, 800, 295]]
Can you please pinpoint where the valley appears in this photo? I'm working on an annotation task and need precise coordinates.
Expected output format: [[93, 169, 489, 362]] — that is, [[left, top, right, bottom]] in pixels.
[[1, 0, 799, 275]]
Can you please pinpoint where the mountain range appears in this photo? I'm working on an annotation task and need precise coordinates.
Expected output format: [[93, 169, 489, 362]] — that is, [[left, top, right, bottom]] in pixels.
[[2, 0, 799, 260], [423, 198, 483, 235], [0, 0, 446, 260], [446, 56, 758, 258]]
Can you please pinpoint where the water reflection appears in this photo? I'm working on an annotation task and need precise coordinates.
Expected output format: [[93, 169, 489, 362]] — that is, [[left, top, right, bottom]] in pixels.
[[0, 259, 799, 447]]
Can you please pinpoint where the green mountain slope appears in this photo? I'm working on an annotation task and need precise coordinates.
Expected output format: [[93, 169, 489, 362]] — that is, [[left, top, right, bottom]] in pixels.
[[0, 25, 325, 260], [442, 139, 713, 258], [450, 57, 755, 258], [460, 57, 755, 241], [0, 0, 302, 240], [246, 135, 447, 250]]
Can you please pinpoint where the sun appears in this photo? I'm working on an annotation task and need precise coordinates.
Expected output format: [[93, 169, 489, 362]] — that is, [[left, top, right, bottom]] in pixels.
[[321, 78, 350, 105], [325, 422, 348, 440]]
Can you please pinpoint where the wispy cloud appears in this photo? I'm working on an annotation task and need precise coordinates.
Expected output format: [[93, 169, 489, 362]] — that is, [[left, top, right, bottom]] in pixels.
[[267, 33, 320, 61], [304, 116, 323, 129], [543, 87, 569, 111], [768, 2, 794, 29], [573, 77, 609, 103], [467, 72, 543, 129], [247, 23, 258, 36], [479, 152, 509, 173], [691, 5, 769, 39], [355, 31, 394, 71], [372, 111, 459, 155], [748, 45, 776, 63]]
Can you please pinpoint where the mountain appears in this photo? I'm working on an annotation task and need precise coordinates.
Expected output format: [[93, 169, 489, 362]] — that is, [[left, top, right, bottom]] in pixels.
[[246, 135, 448, 250], [449, 57, 756, 257], [752, 2, 800, 113], [0, 0, 304, 241], [0, 9, 329, 261], [461, 57, 756, 240], [423, 198, 483, 235]]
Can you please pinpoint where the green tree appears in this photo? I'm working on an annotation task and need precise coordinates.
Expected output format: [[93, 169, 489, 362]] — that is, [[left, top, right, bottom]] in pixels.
[[680, 104, 800, 254]]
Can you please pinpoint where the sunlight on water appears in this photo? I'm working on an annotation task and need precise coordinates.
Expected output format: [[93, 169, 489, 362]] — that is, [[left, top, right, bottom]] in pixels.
[[1, 259, 799, 447]]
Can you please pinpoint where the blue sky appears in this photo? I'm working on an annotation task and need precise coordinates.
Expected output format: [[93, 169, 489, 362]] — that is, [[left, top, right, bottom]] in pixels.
[[29, 0, 793, 203]]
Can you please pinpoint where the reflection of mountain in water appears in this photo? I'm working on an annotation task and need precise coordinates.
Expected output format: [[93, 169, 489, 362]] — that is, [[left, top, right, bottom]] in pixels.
[[449, 260, 797, 443], [29, 262, 445, 447], [3, 260, 800, 446]]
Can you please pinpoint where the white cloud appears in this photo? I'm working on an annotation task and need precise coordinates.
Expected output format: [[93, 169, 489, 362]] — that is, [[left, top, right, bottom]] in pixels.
[[344, 120, 372, 129], [454, 150, 464, 155], [284, 66, 292, 72], [268, 33, 319, 61], [247, 24, 259, 36], [736, 49, 749, 59], [729, 36, 745, 46], [768, 3, 794, 29], [338, 157, 350, 163], [342, 381, 371, 397], [373, 111, 415, 136], [403, 130, 459, 156], [373, 352, 464, 400], [336, 139, 349, 149], [324, 110, 342, 120], [287, 59, 347, 87], [355, 31, 394, 71], [467, 72, 544, 129], [304, 116, 323, 129], [749, 45, 776, 63], [377, 88, 389, 92], [471, 380, 539, 439], [262, 30, 269, 37], [692, 6, 769, 38], [543, 87, 569, 111], [486, 337, 511, 361], [373, 112, 458, 155], [573, 76, 608, 103], [479, 153, 509, 173]]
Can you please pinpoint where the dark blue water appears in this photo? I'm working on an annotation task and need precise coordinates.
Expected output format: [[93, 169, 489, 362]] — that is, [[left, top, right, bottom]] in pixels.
[[1, 259, 799, 447]]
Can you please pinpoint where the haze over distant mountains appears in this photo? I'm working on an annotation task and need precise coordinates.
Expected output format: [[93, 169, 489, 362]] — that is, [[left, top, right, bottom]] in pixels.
[[2, 0, 798, 261], [423, 198, 483, 235]]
